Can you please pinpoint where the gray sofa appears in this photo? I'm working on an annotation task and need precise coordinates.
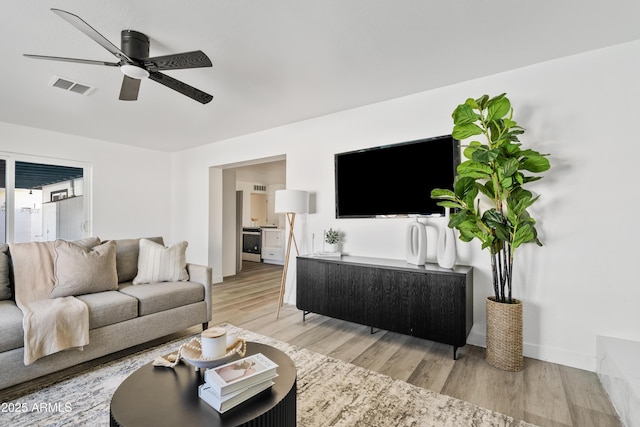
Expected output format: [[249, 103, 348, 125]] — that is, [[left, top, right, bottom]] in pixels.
[[0, 237, 212, 391]]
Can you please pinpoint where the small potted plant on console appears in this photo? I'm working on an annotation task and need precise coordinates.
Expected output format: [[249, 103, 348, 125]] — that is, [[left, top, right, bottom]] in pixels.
[[324, 228, 341, 253]]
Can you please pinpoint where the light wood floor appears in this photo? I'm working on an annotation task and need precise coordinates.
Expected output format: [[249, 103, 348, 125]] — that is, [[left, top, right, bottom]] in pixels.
[[213, 261, 621, 427], [0, 261, 621, 427]]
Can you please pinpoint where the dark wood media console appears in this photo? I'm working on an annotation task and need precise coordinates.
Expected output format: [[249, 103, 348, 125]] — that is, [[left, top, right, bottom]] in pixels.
[[296, 255, 473, 359]]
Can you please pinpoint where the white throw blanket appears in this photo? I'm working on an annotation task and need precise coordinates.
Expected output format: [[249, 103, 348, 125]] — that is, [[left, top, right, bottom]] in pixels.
[[9, 241, 90, 365]]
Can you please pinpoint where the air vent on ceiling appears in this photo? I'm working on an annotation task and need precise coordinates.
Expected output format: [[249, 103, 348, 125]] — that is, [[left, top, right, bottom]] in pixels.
[[254, 185, 267, 192], [49, 76, 95, 96]]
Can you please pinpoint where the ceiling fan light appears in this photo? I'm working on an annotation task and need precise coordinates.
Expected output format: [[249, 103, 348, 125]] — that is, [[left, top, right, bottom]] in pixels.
[[120, 64, 149, 79]]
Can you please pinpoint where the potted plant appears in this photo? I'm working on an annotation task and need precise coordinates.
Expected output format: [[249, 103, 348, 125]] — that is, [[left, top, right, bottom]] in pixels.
[[431, 93, 550, 371], [324, 228, 341, 253]]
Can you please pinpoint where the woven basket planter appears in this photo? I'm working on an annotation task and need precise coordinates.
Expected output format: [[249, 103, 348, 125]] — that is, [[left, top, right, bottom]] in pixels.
[[486, 297, 524, 371]]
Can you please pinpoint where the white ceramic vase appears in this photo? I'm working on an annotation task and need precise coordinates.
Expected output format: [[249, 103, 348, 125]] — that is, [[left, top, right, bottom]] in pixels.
[[405, 220, 427, 265], [437, 208, 456, 269]]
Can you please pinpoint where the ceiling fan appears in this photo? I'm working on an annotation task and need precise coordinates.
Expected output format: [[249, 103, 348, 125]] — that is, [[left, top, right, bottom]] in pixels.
[[24, 8, 213, 104]]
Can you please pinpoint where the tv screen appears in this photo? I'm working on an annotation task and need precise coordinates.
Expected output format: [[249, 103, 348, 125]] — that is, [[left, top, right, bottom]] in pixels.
[[335, 135, 460, 218]]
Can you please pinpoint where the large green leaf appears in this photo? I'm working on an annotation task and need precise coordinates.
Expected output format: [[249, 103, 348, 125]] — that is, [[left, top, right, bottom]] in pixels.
[[503, 118, 518, 129], [494, 224, 510, 241], [503, 142, 522, 156], [453, 176, 477, 199], [522, 175, 542, 184], [488, 121, 505, 143], [449, 211, 470, 228], [500, 158, 519, 178], [521, 153, 551, 172], [500, 176, 513, 189], [436, 200, 461, 209], [452, 123, 483, 140], [452, 104, 478, 125], [472, 148, 500, 164], [430, 188, 455, 199], [477, 183, 495, 199], [513, 223, 536, 248], [457, 217, 482, 234], [487, 96, 511, 122], [463, 188, 479, 210], [476, 95, 490, 110], [463, 142, 483, 160], [458, 161, 493, 176], [515, 173, 524, 185], [505, 129, 525, 142], [483, 209, 505, 229], [459, 230, 476, 242], [508, 188, 536, 216]]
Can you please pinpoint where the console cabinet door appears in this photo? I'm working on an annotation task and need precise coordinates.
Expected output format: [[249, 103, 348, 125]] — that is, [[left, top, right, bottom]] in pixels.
[[296, 257, 329, 315], [327, 263, 369, 324], [410, 273, 465, 346], [368, 268, 414, 334]]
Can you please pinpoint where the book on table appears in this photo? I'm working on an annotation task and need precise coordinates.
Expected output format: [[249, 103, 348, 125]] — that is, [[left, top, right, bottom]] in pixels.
[[199, 380, 275, 413], [204, 352, 278, 396]]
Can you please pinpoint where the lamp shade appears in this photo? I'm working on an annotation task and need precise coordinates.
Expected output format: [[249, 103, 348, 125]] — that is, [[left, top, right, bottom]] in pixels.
[[275, 189, 309, 214]]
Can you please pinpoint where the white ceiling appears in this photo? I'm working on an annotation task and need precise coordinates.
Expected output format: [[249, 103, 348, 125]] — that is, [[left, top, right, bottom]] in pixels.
[[2, 1, 639, 152]]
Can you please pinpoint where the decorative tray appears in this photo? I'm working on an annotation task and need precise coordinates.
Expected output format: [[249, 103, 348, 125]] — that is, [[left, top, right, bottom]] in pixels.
[[181, 337, 246, 369]]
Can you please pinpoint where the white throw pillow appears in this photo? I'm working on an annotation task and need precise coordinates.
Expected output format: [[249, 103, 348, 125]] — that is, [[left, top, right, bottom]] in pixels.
[[133, 239, 189, 285]]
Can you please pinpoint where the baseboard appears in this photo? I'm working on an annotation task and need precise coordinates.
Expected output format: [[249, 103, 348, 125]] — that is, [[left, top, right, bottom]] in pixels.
[[466, 329, 597, 372]]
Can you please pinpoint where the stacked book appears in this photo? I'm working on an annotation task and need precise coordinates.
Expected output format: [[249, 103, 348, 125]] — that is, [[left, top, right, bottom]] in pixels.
[[199, 353, 279, 413]]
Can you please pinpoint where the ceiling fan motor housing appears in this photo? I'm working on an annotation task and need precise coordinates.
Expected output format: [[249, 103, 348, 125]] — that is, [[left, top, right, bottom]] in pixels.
[[121, 30, 149, 60]]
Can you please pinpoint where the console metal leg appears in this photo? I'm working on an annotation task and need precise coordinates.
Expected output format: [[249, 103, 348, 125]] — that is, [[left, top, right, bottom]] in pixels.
[[302, 310, 311, 322], [453, 346, 458, 360]]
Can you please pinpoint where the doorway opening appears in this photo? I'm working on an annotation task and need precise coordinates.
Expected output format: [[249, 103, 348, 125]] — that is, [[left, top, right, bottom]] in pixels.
[[208, 156, 286, 283]]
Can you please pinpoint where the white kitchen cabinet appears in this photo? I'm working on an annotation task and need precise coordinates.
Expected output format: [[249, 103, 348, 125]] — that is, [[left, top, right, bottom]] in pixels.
[[262, 228, 285, 265]]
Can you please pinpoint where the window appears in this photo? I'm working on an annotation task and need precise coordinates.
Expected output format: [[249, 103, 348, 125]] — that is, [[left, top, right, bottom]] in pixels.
[[0, 156, 90, 244]]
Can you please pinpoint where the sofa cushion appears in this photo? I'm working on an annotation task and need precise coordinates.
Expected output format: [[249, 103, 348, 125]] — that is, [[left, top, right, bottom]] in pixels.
[[0, 247, 10, 301], [51, 240, 118, 298], [133, 239, 189, 285], [75, 291, 139, 329], [118, 281, 204, 316], [0, 300, 24, 352], [114, 237, 164, 283]]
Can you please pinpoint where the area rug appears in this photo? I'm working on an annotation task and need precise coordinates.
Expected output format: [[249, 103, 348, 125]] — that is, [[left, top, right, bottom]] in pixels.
[[1, 325, 537, 427]]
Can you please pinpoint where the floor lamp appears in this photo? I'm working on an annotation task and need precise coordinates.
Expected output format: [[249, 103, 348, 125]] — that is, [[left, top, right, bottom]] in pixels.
[[275, 189, 309, 319]]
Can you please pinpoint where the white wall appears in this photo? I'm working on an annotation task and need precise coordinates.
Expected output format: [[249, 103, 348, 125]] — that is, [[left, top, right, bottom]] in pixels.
[[172, 40, 640, 371], [0, 122, 173, 243]]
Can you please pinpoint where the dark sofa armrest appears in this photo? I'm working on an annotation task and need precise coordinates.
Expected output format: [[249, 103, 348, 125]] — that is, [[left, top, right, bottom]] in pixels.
[[187, 263, 213, 322]]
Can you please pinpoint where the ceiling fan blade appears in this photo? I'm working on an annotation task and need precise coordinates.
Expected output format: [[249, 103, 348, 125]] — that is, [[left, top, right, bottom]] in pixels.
[[148, 71, 212, 104], [145, 50, 212, 71], [119, 76, 141, 101], [51, 8, 131, 62], [23, 54, 119, 67]]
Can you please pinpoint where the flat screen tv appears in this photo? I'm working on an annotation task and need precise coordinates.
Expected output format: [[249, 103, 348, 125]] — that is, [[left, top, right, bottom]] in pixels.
[[335, 135, 460, 218]]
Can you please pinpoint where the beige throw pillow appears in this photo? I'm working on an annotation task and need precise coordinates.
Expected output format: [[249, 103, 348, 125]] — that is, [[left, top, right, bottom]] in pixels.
[[133, 239, 189, 285], [51, 240, 118, 298]]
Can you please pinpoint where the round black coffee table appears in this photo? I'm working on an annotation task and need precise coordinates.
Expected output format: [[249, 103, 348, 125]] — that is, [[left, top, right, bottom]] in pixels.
[[110, 342, 297, 427]]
